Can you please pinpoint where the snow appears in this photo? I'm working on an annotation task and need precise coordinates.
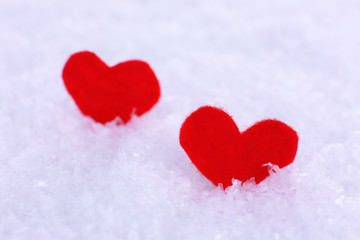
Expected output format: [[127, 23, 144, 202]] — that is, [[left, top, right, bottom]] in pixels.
[[1, 0, 360, 239]]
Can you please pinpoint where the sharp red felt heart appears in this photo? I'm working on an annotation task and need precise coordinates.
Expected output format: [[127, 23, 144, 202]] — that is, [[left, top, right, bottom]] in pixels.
[[62, 51, 161, 124], [179, 106, 299, 188]]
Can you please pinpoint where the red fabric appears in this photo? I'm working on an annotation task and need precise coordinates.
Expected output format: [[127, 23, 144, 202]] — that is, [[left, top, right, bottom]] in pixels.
[[179, 106, 299, 188], [62, 51, 161, 124]]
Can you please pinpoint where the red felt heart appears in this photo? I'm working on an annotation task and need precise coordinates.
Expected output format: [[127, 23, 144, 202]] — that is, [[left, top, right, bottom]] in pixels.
[[62, 51, 160, 124], [179, 106, 298, 188]]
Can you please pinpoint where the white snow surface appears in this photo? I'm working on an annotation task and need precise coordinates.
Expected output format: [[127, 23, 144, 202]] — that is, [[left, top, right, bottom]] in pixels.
[[1, 0, 360, 239]]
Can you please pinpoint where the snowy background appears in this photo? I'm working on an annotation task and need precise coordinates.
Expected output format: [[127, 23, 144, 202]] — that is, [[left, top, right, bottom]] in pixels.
[[1, 0, 360, 239]]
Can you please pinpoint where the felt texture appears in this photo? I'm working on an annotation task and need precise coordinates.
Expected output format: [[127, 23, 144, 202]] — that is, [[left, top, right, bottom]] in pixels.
[[180, 106, 299, 188], [62, 51, 161, 124]]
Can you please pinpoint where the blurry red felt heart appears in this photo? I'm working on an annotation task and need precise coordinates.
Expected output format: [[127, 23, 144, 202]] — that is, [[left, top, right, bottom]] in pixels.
[[179, 106, 298, 188], [62, 51, 160, 124]]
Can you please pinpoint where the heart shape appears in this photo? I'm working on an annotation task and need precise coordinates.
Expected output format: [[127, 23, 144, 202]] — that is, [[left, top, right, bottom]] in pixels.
[[179, 106, 298, 188], [62, 51, 161, 124]]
